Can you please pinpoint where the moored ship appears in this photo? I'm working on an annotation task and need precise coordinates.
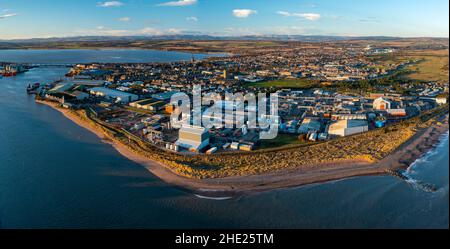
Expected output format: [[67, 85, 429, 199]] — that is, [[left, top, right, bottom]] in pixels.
[[26, 82, 41, 94], [1, 64, 28, 77]]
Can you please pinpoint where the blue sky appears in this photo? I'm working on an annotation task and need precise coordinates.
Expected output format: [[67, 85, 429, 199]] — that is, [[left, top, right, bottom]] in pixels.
[[0, 0, 448, 39]]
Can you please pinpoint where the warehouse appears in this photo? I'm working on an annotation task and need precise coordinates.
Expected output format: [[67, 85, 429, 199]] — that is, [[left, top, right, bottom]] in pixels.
[[130, 99, 166, 111], [328, 119, 369, 137], [68, 91, 89, 100], [48, 83, 74, 94], [298, 118, 322, 134], [89, 87, 138, 104], [176, 125, 210, 152], [387, 109, 407, 117]]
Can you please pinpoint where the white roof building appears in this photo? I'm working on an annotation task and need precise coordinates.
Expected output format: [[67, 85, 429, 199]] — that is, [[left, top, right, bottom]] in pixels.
[[373, 97, 392, 110], [176, 125, 210, 152], [328, 119, 369, 137], [48, 83, 74, 94], [436, 96, 447, 104], [89, 87, 138, 104]]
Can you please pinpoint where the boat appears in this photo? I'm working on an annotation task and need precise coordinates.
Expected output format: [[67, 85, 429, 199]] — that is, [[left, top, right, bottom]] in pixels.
[[27, 83, 41, 94], [3, 72, 17, 77], [2, 64, 28, 77]]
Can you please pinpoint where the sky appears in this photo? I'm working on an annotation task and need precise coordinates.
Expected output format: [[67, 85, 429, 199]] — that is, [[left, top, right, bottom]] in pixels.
[[0, 0, 448, 39]]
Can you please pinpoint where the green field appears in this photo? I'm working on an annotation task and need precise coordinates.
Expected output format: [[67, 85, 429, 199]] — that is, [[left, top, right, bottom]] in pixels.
[[376, 49, 449, 83], [258, 134, 307, 149], [407, 54, 449, 83], [246, 79, 320, 89]]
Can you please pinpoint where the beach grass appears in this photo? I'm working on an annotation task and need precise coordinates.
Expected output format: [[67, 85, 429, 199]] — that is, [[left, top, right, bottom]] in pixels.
[[258, 134, 308, 149]]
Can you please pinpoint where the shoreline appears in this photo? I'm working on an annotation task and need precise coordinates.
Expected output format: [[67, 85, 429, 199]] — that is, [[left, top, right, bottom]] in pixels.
[[36, 100, 449, 196], [0, 47, 233, 56]]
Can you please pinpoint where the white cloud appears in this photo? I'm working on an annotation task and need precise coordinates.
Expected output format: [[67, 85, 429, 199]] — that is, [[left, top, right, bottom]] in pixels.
[[0, 13, 18, 19], [118, 17, 131, 22], [277, 11, 321, 21], [186, 16, 198, 22], [233, 9, 257, 18], [73, 26, 184, 36], [167, 28, 181, 34], [97, 1, 124, 7], [223, 27, 262, 36], [139, 27, 165, 36], [157, 0, 197, 7], [277, 11, 291, 17]]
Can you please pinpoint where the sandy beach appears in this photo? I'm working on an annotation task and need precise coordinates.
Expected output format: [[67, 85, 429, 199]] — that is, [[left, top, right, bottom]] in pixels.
[[36, 100, 449, 196]]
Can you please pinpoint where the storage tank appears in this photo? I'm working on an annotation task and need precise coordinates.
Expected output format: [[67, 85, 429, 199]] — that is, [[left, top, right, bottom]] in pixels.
[[375, 120, 386, 128], [375, 116, 387, 128]]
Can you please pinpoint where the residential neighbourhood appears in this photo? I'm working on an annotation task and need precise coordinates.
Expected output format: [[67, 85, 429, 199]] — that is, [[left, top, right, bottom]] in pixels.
[[17, 42, 447, 155]]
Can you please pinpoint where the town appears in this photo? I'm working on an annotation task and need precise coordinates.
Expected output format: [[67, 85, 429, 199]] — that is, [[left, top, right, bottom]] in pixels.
[[20, 42, 448, 155]]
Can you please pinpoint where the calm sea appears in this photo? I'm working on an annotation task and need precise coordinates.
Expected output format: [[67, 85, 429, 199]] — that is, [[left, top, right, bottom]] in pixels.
[[0, 49, 224, 64], [0, 50, 448, 228]]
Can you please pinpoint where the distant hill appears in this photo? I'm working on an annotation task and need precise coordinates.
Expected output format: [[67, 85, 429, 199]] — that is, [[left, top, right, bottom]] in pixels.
[[0, 34, 418, 43], [0, 35, 447, 52]]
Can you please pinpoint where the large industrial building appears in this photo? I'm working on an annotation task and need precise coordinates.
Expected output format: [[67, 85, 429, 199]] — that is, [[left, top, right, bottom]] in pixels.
[[176, 125, 210, 152], [298, 118, 322, 134], [89, 87, 138, 104], [328, 119, 369, 137], [48, 83, 74, 94], [130, 99, 166, 111]]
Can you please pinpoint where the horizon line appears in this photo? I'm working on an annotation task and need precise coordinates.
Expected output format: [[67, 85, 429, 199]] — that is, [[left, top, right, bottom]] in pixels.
[[1, 34, 449, 41]]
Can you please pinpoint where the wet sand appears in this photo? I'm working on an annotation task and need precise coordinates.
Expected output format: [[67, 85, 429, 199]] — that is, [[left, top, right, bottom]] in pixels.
[[37, 100, 449, 196], [376, 114, 449, 170]]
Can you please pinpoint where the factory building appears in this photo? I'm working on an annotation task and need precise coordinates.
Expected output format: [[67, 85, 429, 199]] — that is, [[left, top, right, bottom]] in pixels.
[[89, 87, 138, 104], [328, 119, 369, 137], [176, 125, 210, 152], [68, 91, 89, 100], [331, 114, 367, 120], [386, 109, 407, 117], [130, 99, 166, 111], [151, 91, 178, 102], [48, 83, 74, 94], [298, 118, 322, 134]]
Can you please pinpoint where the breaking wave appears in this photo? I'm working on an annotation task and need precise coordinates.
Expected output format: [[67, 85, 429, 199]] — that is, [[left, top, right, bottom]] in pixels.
[[194, 194, 233, 200]]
